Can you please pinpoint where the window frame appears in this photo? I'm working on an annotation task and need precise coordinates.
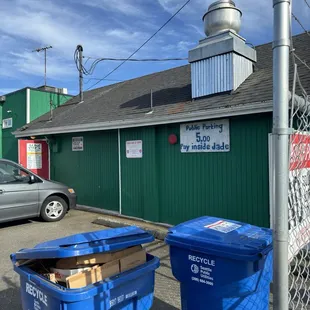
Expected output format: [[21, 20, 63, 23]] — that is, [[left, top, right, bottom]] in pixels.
[[0, 161, 32, 185]]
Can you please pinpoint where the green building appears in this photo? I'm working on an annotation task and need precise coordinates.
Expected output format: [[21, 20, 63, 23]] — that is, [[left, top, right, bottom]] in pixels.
[[0, 86, 72, 162], [14, 32, 310, 228]]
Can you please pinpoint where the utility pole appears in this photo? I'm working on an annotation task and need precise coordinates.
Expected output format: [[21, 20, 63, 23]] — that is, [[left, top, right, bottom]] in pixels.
[[272, 0, 291, 309], [32, 46, 53, 86], [77, 45, 84, 103]]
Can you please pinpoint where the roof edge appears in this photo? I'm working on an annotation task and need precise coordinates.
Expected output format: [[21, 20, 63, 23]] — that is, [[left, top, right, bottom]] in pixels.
[[13, 101, 273, 138], [29, 87, 75, 97], [2, 87, 75, 97]]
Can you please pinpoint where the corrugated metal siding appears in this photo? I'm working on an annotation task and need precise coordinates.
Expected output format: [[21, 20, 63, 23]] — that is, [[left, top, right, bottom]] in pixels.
[[157, 113, 272, 227], [1, 90, 26, 161], [191, 53, 254, 98], [30, 90, 71, 122], [50, 131, 119, 211], [191, 54, 233, 98], [120, 113, 272, 227], [233, 54, 253, 90], [120, 127, 159, 221], [48, 113, 271, 227]]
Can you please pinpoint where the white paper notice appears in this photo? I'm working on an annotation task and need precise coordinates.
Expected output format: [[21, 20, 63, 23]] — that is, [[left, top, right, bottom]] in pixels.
[[205, 220, 241, 233], [26, 143, 42, 169], [72, 137, 84, 151], [126, 140, 142, 158]]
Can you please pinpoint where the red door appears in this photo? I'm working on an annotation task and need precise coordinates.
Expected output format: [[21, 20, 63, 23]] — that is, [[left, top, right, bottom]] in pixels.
[[18, 140, 50, 179]]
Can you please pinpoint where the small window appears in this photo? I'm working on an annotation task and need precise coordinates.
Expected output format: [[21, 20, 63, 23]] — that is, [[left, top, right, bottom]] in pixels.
[[2, 118, 13, 129], [0, 162, 30, 184]]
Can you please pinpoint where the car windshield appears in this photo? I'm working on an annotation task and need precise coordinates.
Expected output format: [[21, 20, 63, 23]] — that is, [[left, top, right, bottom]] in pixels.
[[0, 162, 31, 184]]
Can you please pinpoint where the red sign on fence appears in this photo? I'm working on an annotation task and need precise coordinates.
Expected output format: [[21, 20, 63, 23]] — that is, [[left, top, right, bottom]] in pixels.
[[288, 133, 310, 261]]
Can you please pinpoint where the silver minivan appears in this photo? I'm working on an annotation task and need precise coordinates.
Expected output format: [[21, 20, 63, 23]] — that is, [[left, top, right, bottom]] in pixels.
[[0, 159, 76, 223]]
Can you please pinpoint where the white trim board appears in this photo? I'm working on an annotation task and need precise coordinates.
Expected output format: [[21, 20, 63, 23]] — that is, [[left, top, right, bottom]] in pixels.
[[26, 88, 31, 124]]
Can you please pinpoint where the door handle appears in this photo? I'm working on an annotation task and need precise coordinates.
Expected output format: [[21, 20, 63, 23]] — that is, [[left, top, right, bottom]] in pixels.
[[0, 190, 3, 194]]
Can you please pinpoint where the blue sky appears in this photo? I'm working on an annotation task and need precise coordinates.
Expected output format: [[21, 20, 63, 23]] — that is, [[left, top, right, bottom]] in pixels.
[[0, 0, 309, 95]]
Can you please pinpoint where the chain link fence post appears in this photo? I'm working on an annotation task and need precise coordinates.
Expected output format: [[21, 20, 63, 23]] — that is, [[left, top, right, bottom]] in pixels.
[[272, 0, 291, 309]]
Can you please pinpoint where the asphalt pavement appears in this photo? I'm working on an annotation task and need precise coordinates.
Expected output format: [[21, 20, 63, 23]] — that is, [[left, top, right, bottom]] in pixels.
[[0, 209, 180, 309]]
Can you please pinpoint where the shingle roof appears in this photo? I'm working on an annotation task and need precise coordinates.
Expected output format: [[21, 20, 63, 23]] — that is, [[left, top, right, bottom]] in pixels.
[[16, 32, 310, 136]]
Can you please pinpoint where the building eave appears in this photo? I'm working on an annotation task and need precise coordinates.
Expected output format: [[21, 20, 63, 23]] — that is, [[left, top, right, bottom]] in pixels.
[[13, 100, 273, 138], [1, 87, 75, 98]]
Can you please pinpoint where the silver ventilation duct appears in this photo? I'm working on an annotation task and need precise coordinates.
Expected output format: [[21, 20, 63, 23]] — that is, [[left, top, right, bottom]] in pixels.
[[203, 0, 242, 37], [188, 0, 256, 98]]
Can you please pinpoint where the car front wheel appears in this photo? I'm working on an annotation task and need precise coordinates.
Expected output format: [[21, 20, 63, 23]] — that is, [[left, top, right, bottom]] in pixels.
[[40, 196, 68, 222]]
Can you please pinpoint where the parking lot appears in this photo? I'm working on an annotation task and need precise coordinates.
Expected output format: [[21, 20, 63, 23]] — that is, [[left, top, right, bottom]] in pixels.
[[0, 209, 180, 309]]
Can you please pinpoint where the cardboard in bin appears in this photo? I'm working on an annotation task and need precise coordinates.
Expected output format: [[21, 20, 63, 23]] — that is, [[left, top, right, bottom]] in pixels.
[[43, 273, 57, 283], [51, 266, 93, 282], [120, 249, 146, 273], [66, 248, 147, 288], [66, 260, 120, 289], [56, 245, 142, 269], [12, 227, 153, 291], [11, 254, 160, 310]]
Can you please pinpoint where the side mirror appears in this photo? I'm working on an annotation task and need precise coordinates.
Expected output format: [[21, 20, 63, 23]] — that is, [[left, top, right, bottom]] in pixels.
[[29, 175, 36, 184]]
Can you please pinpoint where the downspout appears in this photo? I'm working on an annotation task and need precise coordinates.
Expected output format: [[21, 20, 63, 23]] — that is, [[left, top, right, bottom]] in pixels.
[[26, 88, 31, 124]]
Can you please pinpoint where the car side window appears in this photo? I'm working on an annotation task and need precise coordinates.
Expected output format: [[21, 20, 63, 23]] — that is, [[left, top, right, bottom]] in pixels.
[[0, 162, 31, 184]]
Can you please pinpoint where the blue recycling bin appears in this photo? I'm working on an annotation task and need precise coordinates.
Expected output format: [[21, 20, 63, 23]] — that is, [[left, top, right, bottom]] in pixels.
[[11, 226, 160, 310], [165, 217, 273, 310]]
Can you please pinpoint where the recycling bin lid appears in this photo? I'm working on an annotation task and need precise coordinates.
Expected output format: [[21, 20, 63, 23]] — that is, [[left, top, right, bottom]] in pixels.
[[14, 226, 154, 260], [165, 216, 272, 261]]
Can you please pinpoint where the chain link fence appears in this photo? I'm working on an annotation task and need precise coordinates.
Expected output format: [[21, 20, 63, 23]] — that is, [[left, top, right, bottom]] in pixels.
[[288, 62, 310, 309]]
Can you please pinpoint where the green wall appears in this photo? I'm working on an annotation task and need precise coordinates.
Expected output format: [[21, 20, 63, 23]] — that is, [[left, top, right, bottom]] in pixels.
[[120, 127, 159, 221], [0, 88, 72, 162], [49, 113, 272, 228], [30, 90, 71, 122], [120, 113, 272, 227], [1, 90, 27, 162], [50, 131, 119, 212]]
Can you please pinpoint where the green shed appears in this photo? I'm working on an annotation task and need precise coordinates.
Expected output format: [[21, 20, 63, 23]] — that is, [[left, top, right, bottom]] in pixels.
[[13, 32, 310, 228], [0, 86, 72, 162]]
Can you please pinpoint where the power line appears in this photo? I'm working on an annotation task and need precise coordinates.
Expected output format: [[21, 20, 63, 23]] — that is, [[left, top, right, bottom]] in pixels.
[[33, 77, 45, 88], [290, 59, 308, 100], [84, 77, 124, 84], [78, 56, 188, 78], [293, 52, 310, 71], [304, 0, 310, 9], [291, 13, 310, 36], [290, 9, 310, 97], [290, 13, 309, 98], [86, 0, 191, 91], [83, 56, 188, 62]]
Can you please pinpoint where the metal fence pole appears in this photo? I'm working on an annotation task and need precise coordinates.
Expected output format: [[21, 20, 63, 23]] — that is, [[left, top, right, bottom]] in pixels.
[[273, 0, 291, 309]]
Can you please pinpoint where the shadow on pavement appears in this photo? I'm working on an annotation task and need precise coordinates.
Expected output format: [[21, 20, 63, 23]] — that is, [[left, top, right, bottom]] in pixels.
[[145, 243, 167, 254], [152, 297, 180, 309], [0, 276, 22, 310], [0, 218, 39, 230]]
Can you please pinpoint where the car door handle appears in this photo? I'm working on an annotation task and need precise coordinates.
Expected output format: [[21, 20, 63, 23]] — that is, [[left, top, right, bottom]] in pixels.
[[0, 190, 3, 194]]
